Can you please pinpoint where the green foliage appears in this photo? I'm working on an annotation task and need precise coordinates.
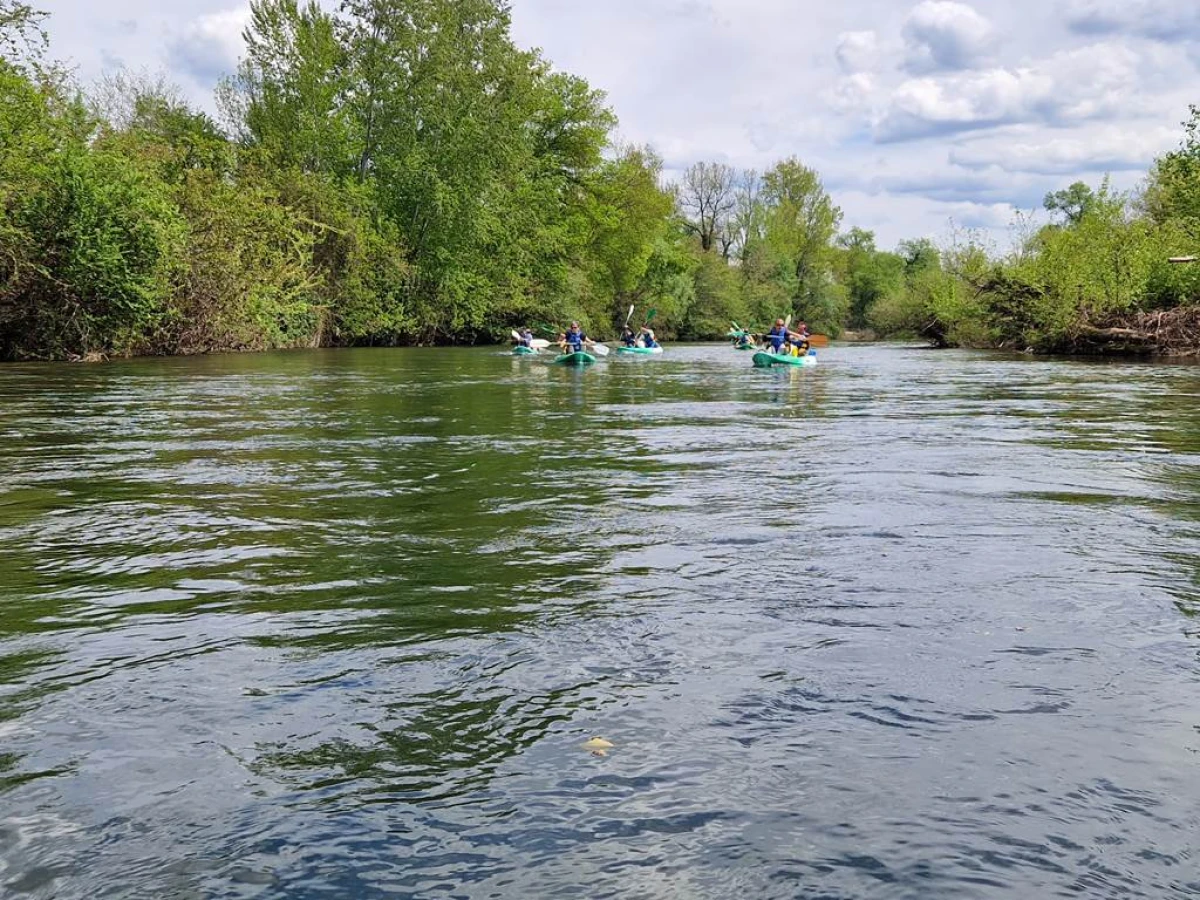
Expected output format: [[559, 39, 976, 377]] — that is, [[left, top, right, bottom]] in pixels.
[[835, 228, 905, 327], [4, 5, 1200, 359], [1043, 181, 1098, 226], [679, 245, 741, 339], [0, 1, 47, 75], [762, 158, 843, 321], [1144, 105, 1200, 232], [5, 143, 186, 356]]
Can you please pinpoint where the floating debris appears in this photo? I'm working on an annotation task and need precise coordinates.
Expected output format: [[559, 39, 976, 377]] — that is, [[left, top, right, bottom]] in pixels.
[[582, 737, 614, 757]]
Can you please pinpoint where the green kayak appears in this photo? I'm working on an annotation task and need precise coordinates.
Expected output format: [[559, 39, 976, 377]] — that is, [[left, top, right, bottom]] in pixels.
[[512, 346, 537, 356], [616, 346, 663, 355], [752, 350, 818, 368], [734, 343, 756, 351], [553, 351, 596, 367]]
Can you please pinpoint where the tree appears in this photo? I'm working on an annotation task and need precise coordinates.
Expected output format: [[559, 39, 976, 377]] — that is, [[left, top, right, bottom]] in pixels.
[[220, 0, 351, 175], [727, 168, 765, 264], [898, 237, 940, 276], [836, 228, 904, 327], [0, 1, 47, 75], [1044, 180, 1098, 226], [761, 157, 844, 327], [1144, 105, 1200, 232], [584, 145, 673, 316], [676, 160, 736, 254]]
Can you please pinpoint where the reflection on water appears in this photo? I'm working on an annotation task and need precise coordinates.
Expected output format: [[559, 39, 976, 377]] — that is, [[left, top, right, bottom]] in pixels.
[[1, 344, 1199, 898]]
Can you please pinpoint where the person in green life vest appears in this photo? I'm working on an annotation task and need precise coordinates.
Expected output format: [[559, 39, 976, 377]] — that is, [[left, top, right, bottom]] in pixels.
[[639, 327, 660, 349]]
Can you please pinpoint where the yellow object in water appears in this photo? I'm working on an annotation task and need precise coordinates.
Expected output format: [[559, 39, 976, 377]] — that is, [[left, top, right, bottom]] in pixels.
[[582, 737, 614, 756]]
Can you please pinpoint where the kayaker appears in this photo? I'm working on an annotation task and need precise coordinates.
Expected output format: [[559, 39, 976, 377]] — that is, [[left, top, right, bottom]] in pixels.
[[787, 321, 810, 356], [560, 322, 592, 353], [518, 327, 534, 348], [767, 319, 788, 353], [639, 327, 660, 349], [621, 326, 638, 347]]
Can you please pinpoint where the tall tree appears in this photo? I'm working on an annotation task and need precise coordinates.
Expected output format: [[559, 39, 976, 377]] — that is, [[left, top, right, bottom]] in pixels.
[[761, 157, 843, 325], [836, 228, 904, 327], [1044, 180, 1098, 226], [727, 168, 765, 263], [220, 0, 350, 175], [676, 160, 736, 254]]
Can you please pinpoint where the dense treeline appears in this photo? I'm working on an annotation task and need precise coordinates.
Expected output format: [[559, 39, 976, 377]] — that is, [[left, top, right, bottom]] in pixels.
[[846, 116, 1200, 355], [1, 0, 678, 358], [2, 0, 1199, 360]]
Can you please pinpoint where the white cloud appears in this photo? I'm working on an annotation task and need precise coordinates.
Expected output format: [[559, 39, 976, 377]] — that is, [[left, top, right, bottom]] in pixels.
[[874, 42, 1142, 142], [950, 125, 1181, 174], [168, 6, 250, 84], [1065, 0, 1200, 42], [836, 31, 881, 74], [902, 0, 997, 73]]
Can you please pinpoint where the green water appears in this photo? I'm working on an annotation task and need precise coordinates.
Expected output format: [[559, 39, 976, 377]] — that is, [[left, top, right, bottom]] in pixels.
[[0, 344, 1198, 898]]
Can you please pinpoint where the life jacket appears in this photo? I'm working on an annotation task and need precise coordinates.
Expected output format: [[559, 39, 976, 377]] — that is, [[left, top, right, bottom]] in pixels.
[[566, 331, 584, 350], [768, 327, 786, 351]]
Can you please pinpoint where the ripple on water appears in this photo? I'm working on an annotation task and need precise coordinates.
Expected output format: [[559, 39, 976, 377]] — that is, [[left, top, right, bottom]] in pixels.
[[1, 345, 1199, 898]]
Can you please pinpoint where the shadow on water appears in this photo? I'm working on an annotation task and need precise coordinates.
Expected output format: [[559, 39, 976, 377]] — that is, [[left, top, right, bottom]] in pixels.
[[1, 343, 1199, 898]]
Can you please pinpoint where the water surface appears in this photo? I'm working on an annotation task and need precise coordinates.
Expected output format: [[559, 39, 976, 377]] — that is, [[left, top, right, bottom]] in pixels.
[[1, 343, 1198, 898]]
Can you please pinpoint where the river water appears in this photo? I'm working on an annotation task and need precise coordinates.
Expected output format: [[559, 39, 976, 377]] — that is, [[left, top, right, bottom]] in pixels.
[[0, 343, 1197, 899]]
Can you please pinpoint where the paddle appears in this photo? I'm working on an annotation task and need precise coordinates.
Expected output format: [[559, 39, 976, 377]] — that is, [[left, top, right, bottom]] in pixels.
[[591, 342, 610, 357], [624, 304, 635, 327]]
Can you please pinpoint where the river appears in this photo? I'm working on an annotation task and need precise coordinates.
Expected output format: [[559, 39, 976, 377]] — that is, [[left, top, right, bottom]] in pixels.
[[0, 343, 1197, 898]]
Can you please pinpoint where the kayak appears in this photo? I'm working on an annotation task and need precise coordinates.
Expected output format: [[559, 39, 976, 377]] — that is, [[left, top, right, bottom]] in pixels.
[[512, 346, 537, 356], [553, 351, 596, 367], [752, 349, 818, 368], [734, 343, 757, 351], [616, 346, 663, 355]]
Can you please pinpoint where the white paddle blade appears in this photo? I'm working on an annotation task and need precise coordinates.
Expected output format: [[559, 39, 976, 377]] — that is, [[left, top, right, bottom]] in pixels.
[[510, 329, 522, 341], [592, 343, 610, 357], [530, 339, 550, 349]]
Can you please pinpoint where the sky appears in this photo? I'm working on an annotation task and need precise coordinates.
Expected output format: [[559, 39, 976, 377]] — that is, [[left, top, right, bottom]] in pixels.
[[30, 0, 1200, 249]]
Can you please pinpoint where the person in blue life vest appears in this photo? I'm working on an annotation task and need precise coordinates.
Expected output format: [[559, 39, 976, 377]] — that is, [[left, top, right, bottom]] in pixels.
[[766, 318, 789, 353], [621, 326, 638, 347], [639, 327, 660, 349], [559, 322, 593, 354]]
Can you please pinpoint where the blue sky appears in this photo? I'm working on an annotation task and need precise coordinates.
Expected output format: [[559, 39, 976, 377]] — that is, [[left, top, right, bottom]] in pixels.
[[33, 0, 1200, 249]]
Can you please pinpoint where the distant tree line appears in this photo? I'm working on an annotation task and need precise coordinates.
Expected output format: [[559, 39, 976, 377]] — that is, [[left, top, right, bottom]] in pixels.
[[1, 0, 1198, 360]]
